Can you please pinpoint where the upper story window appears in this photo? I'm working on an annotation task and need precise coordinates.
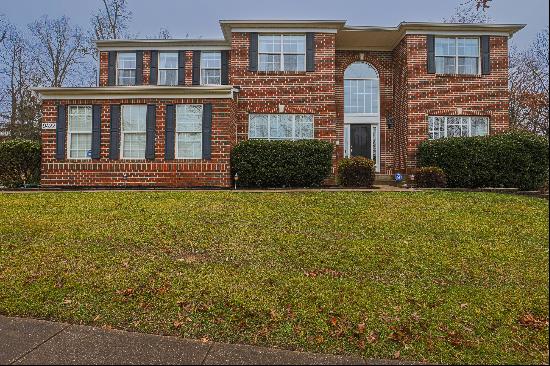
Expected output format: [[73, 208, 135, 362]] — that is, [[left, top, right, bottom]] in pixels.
[[121, 105, 147, 159], [344, 62, 379, 114], [435, 37, 480, 75], [67, 106, 92, 159], [428, 116, 489, 139], [258, 35, 306, 72], [117, 52, 136, 86], [249, 114, 313, 140], [200, 52, 221, 85], [158, 52, 178, 86]]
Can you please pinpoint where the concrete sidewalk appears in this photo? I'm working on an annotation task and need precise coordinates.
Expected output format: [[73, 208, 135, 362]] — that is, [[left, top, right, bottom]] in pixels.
[[0, 315, 408, 365]]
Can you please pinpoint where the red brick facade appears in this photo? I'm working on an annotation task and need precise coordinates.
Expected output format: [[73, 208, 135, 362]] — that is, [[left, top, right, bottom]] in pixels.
[[41, 98, 237, 187], [40, 26, 514, 187]]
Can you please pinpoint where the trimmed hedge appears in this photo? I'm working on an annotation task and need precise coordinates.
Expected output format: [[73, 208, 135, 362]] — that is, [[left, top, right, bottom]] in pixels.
[[415, 167, 447, 188], [337, 157, 376, 187], [0, 138, 41, 188], [231, 140, 333, 188], [418, 131, 549, 190]]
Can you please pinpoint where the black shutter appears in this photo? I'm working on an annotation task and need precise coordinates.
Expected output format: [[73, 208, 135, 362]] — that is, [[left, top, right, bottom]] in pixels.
[[107, 51, 116, 86], [145, 104, 156, 160], [192, 51, 201, 85], [55, 105, 66, 160], [150, 51, 158, 85], [202, 104, 212, 160], [178, 51, 185, 85], [427, 35, 436, 74], [221, 50, 229, 85], [165, 104, 175, 160], [306, 33, 315, 72], [249, 32, 258, 71], [109, 105, 121, 160], [91, 105, 101, 159], [136, 51, 143, 85], [481, 35, 491, 75]]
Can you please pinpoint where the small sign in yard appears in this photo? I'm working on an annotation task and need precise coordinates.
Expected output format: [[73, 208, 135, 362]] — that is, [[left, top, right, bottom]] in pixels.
[[42, 123, 56, 129]]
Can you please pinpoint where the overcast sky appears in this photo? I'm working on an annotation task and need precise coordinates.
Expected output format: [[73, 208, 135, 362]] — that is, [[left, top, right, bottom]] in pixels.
[[2, 0, 548, 50]]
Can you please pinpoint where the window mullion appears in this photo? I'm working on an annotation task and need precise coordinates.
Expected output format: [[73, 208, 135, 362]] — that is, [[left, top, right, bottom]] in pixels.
[[280, 35, 284, 71]]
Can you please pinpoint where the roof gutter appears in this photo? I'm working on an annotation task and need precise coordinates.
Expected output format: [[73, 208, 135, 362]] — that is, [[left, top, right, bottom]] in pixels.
[[32, 86, 235, 100]]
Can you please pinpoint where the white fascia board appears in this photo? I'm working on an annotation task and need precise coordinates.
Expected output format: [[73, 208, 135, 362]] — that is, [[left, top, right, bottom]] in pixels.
[[97, 45, 231, 51], [231, 27, 338, 34], [33, 86, 234, 100]]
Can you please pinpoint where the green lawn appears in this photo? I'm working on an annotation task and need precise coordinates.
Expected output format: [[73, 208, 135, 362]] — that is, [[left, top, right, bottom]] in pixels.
[[0, 191, 548, 364]]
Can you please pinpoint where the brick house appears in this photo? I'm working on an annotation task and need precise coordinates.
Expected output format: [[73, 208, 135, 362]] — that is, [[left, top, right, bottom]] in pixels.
[[34, 20, 524, 188]]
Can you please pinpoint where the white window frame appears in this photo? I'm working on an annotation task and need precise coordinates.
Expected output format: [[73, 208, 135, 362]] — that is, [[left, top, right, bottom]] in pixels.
[[175, 104, 203, 160], [120, 105, 147, 160], [428, 116, 489, 139], [258, 34, 306, 72], [158, 52, 178, 86], [434, 37, 481, 76], [200, 52, 222, 85], [116, 52, 137, 86], [344, 63, 380, 118], [67, 105, 93, 160], [248, 114, 314, 140]]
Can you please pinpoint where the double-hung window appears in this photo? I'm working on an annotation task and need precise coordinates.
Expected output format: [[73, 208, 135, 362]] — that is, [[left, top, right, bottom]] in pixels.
[[435, 37, 480, 75], [121, 105, 147, 159], [176, 104, 203, 159], [249, 114, 313, 140], [258, 35, 306, 72], [200, 52, 221, 85], [158, 52, 178, 86], [428, 116, 489, 139], [67, 105, 92, 159], [117, 52, 136, 85]]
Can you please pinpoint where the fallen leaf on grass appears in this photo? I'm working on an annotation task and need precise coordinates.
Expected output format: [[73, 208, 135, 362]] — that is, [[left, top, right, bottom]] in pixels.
[[518, 314, 549, 330]]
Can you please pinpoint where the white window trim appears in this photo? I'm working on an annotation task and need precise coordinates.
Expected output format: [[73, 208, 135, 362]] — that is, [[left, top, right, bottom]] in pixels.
[[248, 114, 314, 140], [157, 52, 179, 86], [344, 62, 381, 118], [120, 105, 147, 160], [200, 52, 222, 86], [258, 34, 307, 72], [116, 52, 137, 86], [428, 115, 489, 139], [67, 105, 93, 160], [175, 104, 203, 160], [434, 36, 481, 76]]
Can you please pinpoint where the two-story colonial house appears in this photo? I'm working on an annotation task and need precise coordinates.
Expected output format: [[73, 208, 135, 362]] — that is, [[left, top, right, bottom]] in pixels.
[[34, 20, 524, 187]]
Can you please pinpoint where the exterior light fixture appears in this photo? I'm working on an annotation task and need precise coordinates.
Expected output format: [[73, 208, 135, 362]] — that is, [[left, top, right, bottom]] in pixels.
[[234, 172, 239, 190]]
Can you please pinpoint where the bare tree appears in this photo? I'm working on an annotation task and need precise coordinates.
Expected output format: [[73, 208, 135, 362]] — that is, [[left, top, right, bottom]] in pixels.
[[28, 16, 87, 87], [509, 27, 549, 135], [0, 15, 7, 45], [0, 24, 41, 139], [444, 0, 493, 23], [90, 0, 132, 40]]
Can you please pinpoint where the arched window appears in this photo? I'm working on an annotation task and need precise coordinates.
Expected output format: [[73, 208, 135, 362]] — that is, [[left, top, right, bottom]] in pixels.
[[344, 62, 379, 114]]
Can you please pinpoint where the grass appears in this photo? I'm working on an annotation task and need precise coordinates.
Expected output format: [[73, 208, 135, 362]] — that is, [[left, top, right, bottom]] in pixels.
[[0, 191, 548, 364]]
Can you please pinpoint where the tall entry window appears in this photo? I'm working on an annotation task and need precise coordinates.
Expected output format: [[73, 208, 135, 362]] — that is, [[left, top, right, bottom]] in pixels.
[[344, 62, 379, 114], [343, 62, 380, 171]]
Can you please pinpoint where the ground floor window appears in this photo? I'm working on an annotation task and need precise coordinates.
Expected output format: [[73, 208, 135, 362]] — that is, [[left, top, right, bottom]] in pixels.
[[176, 104, 203, 159], [248, 114, 314, 140], [67, 105, 92, 159], [428, 116, 489, 140], [121, 105, 147, 159]]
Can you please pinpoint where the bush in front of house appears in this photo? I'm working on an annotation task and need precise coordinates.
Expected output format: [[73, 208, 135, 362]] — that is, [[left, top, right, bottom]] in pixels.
[[417, 131, 549, 190], [415, 166, 447, 188], [231, 139, 333, 188], [337, 157, 376, 187], [0, 138, 41, 188]]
